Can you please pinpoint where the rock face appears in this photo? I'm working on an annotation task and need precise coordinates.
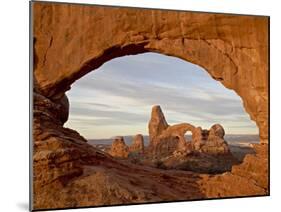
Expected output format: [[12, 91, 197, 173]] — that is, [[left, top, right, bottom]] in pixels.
[[148, 105, 169, 146], [31, 2, 269, 210], [109, 136, 129, 158], [147, 106, 235, 173], [200, 144, 268, 197], [153, 123, 195, 157], [148, 105, 195, 158], [231, 144, 268, 190], [129, 134, 145, 154], [148, 106, 230, 157]]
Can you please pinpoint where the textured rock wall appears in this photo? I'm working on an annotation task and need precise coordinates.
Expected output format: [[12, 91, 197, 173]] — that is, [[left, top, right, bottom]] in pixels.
[[33, 2, 268, 143]]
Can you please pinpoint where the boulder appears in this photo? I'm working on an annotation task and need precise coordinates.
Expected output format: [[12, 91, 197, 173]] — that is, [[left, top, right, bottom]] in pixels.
[[192, 127, 206, 151], [148, 106, 195, 158]]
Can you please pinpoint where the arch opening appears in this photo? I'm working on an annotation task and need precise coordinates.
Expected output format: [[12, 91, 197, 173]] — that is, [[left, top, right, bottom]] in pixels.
[[184, 131, 193, 143], [64, 52, 259, 150]]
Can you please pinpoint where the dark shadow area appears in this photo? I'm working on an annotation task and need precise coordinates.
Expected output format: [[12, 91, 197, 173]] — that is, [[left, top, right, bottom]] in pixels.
[[229, 144, 256, 162]]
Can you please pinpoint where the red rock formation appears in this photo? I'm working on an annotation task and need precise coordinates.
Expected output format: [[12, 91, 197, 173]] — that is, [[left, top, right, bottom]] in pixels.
[[199, 144, 268, 196], [148, 105, 169, 146], [31, 2, 269, 210], [109, 136, 129, 158], [148, 106, 230, 157], [209, 124, 225, 138], [129, 134, 145, 154], [147, 107, 235, 173], [192, 124, 230, 155], [148, 105, 196, 158], [231, 144, 268, 190]]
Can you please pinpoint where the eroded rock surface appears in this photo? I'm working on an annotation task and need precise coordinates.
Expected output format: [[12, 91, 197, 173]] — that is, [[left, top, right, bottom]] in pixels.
[[146, 106, 236, 173], [109, 136, 129, 158], [148, 106, 230, 158], [148, 105, 169, 146], [129, 134, 145, 154], [199, 144, 268, 197], [192, 124, 230, 155]]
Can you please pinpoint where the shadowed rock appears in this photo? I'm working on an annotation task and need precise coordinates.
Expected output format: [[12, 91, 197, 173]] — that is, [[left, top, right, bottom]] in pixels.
[[210, 124, 225, 138]]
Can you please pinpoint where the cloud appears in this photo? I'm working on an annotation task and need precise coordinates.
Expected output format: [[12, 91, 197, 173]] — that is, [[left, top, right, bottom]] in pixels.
[[70, 107, 149, 125], [70, 76, 244, 118]]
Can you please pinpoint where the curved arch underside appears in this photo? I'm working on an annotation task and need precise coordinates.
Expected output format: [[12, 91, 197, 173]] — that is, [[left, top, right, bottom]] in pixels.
[[33, 3, 268, 143]]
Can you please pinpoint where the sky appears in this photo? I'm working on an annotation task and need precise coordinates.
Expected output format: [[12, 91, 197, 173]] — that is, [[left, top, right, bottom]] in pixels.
[[64, 53, 258, 139]]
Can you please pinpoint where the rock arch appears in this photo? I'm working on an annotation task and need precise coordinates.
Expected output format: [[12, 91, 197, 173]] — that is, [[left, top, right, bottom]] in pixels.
[[32, 2, 269, 209], [33, 2, 268, 143]]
